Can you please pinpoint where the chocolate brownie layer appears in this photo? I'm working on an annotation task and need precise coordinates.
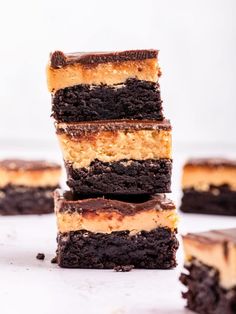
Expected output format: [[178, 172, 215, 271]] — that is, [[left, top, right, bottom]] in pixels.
[[180, 185, 236, 215], [50, 50, 158, 68], [52, 79, 163, 122], [0, 184, 58, 215], [57, 227, 179, 269], [66, 158, 172, 195], [180, 260, 236, 314]]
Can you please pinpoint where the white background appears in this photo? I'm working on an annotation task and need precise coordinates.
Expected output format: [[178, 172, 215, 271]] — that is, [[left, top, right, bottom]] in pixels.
[[0, 0, 235, 148]]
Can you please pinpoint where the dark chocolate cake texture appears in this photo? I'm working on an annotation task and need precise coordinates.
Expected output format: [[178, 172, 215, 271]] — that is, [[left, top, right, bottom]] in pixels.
[[180, 228, 236, 314], [180, 158, 236, 215]]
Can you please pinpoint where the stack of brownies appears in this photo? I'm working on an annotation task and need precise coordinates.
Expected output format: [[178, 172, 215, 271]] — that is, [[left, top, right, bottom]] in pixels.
[[47, 49, 179, 268]]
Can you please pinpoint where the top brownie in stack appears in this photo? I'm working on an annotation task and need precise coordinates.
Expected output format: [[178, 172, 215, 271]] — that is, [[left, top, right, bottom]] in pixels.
[[47, 50, 163, 122]]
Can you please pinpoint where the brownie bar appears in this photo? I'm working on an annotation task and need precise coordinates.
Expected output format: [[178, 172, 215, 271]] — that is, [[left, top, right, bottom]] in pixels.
[[52, 78, 163, 123], [180, 157, 236, 215], [180, 228, 236, 313], [66, 158, 172, 195], [0, 159, 61, 215], [57, 120, 172, 195], [57, 227, 179, 269], [180, 259, 236, 314], [0, 184, 58, 215], [180, 185, 236, 215], [54, 189, 179, 268]]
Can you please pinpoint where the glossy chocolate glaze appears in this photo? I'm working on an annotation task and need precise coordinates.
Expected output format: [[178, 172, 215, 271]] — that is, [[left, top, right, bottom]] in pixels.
[[56, 119, 171, 138], [54, 189, 175, 215], [50, 49, 158, 68]]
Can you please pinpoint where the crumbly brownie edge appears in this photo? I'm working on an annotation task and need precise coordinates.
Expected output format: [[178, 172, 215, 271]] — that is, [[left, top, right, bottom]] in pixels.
[[180, 186, 236, 216], [180, 259, 236, 314], [66, 159, 172, 195], [57, 227, 179, 269], [0, 185, 58, 215], [52, 79, 163, 122]]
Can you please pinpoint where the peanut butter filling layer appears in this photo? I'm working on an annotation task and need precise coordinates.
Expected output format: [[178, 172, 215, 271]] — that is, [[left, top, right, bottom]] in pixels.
[[57, 128, 171, 169], [182, 165, 236, 191], [47, 58, 160, 93], [56, 208, 178, 235], [0, 168, 61, 188], [183, 232, 236, 289]]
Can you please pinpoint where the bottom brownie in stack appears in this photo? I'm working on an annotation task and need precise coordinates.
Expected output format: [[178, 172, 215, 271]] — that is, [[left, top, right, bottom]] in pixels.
[[180, 228, 236, 314], [54, 189, 179, 269], [0, 159, 61, 215]]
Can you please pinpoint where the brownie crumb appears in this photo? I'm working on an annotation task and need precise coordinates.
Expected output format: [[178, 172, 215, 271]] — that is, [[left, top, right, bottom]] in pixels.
[[51, 256, 58, 264], [113, 265, 134, 272], [36, 253, 45, 260]]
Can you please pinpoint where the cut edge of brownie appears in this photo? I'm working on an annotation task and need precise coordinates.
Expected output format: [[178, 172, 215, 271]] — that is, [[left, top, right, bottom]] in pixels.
[[56, 227, 179, 269], [180, 259, 236, 314], [52, 78, 164, 123], [180, 185, 236, 216], [0, 184, 58, 215], [65, 158, 172, 195]]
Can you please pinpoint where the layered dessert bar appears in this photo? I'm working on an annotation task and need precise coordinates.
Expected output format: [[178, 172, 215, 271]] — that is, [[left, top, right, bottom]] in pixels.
[[56, 119, 172, 195], [47, 50, 163, 122], [54, 189, 179, 268], [180, 228, 236, 314], [0, 159, 61, 215], [180, 158, 236, 215]]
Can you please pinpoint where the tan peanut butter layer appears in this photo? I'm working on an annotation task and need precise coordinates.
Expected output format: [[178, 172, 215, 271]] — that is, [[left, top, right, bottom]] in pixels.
[[47, 50, 160, 93], [56, 120, 172, 169], [54, 190, 178, 235], [0, 159, 61, 188], [182, 161, 236, 191], [182, 228, 236, 289]]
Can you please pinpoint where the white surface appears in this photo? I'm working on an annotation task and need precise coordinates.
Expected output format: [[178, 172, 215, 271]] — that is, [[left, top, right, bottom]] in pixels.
[[0, 205, 236, 314], [0, 146, 236, 314], [0, 0, 236, 145]]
